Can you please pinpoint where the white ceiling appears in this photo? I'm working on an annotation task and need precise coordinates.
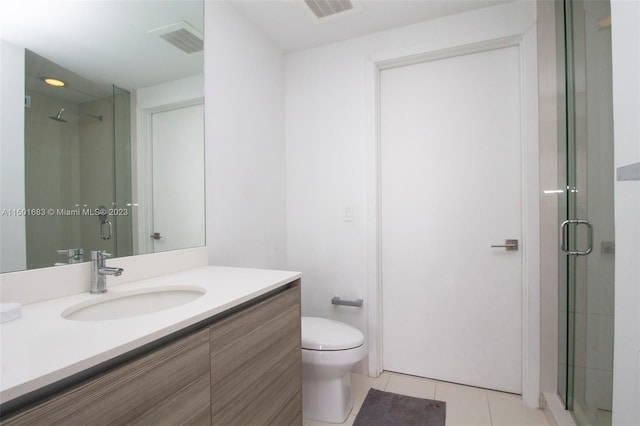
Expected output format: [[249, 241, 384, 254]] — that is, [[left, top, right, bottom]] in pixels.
[[1, 0, 204, 93], [229, 0, 512, 52], [1, 0, 510, 95]]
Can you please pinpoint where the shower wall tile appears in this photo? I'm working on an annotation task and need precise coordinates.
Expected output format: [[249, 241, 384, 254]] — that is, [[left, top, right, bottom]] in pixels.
[[574, 257, 588, 314], [585, 313, 614, 371], [584, 367, 613, 412], [574, 365, 586, 402], [586, 257, 615, 315], [573, 312, 613, 372], [574, 312, 587, 368]]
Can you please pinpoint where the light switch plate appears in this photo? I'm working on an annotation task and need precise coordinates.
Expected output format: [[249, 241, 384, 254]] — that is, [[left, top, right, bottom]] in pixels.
[[343, 206, 353, 222]]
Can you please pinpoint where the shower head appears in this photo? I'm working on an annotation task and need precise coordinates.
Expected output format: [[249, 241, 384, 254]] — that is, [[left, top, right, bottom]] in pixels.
[[49, 114, 68, 123], [49, 108, 103, 123]]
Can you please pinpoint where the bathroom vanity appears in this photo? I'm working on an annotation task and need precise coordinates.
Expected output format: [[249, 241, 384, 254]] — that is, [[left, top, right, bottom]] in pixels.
[[0, 266, 302, 425]]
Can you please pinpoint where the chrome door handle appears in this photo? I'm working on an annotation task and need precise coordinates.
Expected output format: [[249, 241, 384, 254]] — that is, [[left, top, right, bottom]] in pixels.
[[491, 239, 519, 251], [560, 219, 593, 255], [150, 232, 162, 240]]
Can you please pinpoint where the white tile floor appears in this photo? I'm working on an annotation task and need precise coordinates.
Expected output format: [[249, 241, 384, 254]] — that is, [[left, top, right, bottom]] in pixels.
[[303, 371, 550, 426]]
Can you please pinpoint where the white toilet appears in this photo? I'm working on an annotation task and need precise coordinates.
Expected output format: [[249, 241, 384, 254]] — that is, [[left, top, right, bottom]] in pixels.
[[301, 316, 367, 423]]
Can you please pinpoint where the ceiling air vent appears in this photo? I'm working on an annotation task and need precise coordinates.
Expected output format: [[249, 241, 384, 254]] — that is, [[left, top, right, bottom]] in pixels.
[[304, 0, 361, 20], [147, 21, 203, 54]]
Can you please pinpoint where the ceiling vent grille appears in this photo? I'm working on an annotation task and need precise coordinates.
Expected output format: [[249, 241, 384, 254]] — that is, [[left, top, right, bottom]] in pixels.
[[147, 21, 203, 54], [304, 0, 356, 19]]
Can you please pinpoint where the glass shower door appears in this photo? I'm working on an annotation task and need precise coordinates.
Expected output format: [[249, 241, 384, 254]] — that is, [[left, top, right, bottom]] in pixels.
[[559, 0, 615, 424], [113, 85, 133, 258]]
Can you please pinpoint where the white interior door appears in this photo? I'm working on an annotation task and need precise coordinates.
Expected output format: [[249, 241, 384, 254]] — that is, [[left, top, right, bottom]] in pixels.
[[151, 103, 205, 252], [380, 46, 523, 393]]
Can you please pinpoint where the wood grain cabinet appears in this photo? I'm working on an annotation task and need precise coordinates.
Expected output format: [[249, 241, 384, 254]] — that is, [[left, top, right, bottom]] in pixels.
[[1, 282, 302, 426], [1, 328, 211, 426], [210, 283, 301, 425]]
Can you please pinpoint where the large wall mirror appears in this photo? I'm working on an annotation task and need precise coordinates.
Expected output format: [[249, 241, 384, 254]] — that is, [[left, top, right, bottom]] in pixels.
[[0, 1, 205, 273]]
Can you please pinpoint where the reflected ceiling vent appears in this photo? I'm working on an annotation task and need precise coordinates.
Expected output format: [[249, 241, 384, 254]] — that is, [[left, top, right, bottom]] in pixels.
[[304, 0, 362, 21], [147, 21, 203, 54]]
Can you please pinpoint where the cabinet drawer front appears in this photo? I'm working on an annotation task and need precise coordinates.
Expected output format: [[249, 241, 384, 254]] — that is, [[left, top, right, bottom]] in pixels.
[[210, 284, 301, 425], [209, 283, 301, 350], [2, 329, 211, 426]]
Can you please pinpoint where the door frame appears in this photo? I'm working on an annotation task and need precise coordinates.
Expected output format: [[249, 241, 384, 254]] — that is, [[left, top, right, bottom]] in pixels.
[[365, 30, 540, 406]]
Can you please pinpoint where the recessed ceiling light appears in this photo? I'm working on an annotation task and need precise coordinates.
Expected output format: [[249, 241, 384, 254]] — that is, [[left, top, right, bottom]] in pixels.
[[41, 77, 66, 87]]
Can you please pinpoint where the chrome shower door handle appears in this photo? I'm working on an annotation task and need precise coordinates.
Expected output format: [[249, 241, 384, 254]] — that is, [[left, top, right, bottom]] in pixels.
[[490, 239, 519, 251], [560, 219, 593, 255], [100, 220, 112, 240], [97, 205, 111, 240]]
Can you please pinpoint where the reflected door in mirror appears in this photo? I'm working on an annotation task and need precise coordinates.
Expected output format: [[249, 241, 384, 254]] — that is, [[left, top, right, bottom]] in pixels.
[[151, 104, 205, 252]]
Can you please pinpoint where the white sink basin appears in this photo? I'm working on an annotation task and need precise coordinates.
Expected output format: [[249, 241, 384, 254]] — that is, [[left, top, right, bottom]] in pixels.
[[61, 286, 206, 321]]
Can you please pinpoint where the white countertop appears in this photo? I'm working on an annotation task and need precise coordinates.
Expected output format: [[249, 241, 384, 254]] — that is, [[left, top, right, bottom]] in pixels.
[[0, 265, 301, 404]]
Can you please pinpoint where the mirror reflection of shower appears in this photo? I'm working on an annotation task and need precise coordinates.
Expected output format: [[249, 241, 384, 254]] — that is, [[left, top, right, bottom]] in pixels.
[[49, 108, 103, 123], [18, 49, 134, 270]]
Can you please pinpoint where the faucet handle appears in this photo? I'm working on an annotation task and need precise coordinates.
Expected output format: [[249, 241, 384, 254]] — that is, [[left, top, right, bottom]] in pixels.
[[91, 250, 113, 260]]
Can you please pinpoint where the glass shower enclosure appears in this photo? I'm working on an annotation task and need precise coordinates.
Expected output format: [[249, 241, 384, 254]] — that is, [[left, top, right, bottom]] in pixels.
[[557, 0, 615, 425]]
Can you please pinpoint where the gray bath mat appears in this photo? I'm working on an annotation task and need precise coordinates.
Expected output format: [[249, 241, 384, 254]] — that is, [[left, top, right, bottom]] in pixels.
[[353, 388, 446, 426]]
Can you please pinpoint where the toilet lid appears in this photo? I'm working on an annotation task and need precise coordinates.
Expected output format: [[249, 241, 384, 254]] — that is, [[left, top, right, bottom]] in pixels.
[[301, 317, 365, 350]]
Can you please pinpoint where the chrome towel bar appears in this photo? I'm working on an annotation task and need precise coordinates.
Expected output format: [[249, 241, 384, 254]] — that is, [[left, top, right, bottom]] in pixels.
[[331, 297, 363, 307]]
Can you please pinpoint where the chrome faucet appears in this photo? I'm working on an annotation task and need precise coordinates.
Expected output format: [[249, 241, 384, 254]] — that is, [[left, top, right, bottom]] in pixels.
[[90, 250, 123, 294], [57, 248, 84, 264]]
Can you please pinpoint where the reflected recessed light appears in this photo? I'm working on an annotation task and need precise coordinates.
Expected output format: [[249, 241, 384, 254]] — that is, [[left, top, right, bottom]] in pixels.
[[599, 16, 611, 29], [41, 77, 66, 87]]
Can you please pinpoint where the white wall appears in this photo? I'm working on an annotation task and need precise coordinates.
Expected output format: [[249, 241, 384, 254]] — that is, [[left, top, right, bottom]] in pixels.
[[203, 1, 286, 270], [0, 40, 26, 273], [611, 0, 640, 423], [136, 75, 204, 110], [285, 0, 537, 356]]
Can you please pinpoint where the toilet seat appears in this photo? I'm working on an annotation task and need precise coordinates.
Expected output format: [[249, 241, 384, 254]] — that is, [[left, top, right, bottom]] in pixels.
[[302, 316, 364, 351]]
